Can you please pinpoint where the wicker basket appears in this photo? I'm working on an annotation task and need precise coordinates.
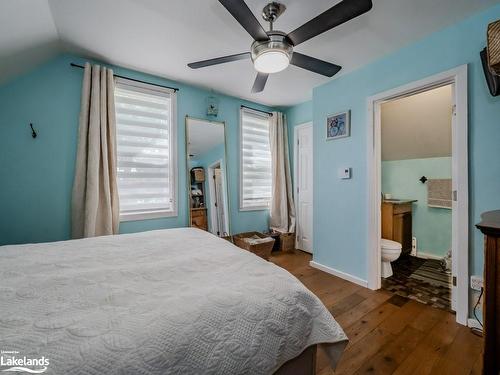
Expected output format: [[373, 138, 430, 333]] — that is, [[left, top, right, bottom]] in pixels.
[[277, 232, 295, 252], [233, 232, 275, 260], [191, 168, 205, 182], [488, 20, 500, 75]]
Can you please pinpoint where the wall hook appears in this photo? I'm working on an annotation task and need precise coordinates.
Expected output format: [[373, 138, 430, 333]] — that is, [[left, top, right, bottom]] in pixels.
[[419, 176, 428, 184], [30, 123, 37, 138]]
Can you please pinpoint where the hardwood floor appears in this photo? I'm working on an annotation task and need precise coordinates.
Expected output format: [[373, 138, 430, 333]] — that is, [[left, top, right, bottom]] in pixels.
[[269, 250, 483, 375]]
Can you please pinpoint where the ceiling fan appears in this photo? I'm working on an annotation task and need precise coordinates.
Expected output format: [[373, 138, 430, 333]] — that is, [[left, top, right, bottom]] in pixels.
[[188, 0, 373, 93]]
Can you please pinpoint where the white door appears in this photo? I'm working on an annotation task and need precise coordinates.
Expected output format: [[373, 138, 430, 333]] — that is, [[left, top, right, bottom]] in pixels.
[[295, 123, 313, 253], [214, 168, 227, 236]]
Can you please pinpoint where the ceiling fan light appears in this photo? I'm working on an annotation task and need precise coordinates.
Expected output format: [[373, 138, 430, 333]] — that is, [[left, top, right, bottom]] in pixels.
[[251, 32, 293, 74], [254, 51, 290, 73]]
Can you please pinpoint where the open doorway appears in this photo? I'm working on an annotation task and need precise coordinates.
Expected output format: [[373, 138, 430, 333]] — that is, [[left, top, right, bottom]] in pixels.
[[380, 85, 453, 311], [208, 160, 229, 237], [367, 66, 469, 325]]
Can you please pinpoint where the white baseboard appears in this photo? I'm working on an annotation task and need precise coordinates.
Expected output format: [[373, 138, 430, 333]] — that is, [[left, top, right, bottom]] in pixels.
[[309, 261, 368, 288], [467, 318, 482, 331], [416, 251, 444, 260]]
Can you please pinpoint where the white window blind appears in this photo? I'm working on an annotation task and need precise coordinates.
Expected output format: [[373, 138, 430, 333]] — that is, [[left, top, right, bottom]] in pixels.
[[240, 107, 272, 210], [114, 78, 177, 221]]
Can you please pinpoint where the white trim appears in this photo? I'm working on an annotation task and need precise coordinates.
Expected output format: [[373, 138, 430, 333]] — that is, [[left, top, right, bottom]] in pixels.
[[310, 261, 368, 287], [416, 251, 444, 260], [207, 160, 220, 235], [120, 210, 177, 222], [207, 159, 229, 236], [366, 65, 469, 325], [294, 122, 313, 253], [114, 77, 176, 95], [239, 106, 272, 211], [238, 206, 269, 212], [170, 91, 178, 218], [467, 318, 482, 331]]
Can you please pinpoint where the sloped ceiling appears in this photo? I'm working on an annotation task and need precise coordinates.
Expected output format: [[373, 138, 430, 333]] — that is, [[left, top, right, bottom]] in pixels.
[[0, 0, 60, 83], [1, 0, 499, 106], [381, 85, 452, 161]]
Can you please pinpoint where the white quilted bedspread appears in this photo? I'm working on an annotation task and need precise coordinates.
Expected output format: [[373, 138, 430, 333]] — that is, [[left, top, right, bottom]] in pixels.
[[0, 228, 347, 374]]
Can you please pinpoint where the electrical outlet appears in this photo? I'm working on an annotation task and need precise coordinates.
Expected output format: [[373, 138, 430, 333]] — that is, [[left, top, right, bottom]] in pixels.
[[411, 237, 417, 256], [470, 275, 483, 291]]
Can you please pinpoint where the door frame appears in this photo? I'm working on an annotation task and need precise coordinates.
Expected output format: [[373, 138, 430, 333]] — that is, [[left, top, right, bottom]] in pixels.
[[294, 122, 313, 253], [366, 65, 469, 325], [207, 159, 228, 236]]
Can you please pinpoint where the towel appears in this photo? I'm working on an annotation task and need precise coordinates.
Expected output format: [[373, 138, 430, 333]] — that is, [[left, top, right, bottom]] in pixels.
[[427, 178, 452, 209]]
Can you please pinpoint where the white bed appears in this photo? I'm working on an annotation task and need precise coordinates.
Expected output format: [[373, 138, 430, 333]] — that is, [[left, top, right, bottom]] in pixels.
[[0, 228, 347, 374]]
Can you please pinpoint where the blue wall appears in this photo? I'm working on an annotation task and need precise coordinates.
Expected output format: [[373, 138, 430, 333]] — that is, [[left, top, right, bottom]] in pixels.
[[311, 4, 500, 285], [0, 54, 271, 245], [285, 101, 312, 175], [382, 157, 452, 257]]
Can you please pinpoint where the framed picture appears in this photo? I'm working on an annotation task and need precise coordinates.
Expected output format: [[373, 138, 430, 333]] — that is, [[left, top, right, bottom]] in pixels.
[[326, 110, 350, 140]]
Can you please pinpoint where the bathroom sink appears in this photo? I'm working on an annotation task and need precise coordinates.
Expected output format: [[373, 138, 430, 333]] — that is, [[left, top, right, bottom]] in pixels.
[[383, 198, 418, 204]]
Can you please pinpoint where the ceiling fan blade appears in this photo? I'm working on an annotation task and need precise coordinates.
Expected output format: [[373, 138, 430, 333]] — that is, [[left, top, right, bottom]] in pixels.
[[188, 52, 250, 69], [219, 0, 270, 41], [251, 72, 269, 93], [286, 0, 373, 46], [290, 52, 342, 77]]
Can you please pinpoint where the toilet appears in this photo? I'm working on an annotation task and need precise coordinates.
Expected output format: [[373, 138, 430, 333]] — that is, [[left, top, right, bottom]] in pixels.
[[381, 238, 402, 278]]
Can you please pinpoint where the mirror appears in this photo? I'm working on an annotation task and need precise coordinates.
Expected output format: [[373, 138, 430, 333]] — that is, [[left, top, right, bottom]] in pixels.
[[186, 117, 230, 237]]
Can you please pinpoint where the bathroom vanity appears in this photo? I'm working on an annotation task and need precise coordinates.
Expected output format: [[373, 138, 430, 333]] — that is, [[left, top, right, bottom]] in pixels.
[[382, 199, 417, 255]]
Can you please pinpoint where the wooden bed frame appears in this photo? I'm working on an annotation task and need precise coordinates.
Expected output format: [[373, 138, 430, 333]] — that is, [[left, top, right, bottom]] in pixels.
[[275, 345, 317, 375]]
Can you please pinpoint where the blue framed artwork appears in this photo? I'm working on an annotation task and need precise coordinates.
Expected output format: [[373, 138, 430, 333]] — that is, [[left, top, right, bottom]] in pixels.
[[326, 110, 350, 140]]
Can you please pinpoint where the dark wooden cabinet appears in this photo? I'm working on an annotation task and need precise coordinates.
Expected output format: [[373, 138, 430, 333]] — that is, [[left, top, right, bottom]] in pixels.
[[382, 202, 414, 254], [476, 210, 500, 375]]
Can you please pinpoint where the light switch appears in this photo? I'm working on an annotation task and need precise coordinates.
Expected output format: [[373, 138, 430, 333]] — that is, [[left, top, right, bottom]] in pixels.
[[339, 167, 351, 179]]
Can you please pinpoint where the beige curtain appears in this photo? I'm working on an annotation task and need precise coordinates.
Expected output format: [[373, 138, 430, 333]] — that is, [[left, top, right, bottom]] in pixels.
[[269, 112, 296, 233], [71, 63, 119, 238]]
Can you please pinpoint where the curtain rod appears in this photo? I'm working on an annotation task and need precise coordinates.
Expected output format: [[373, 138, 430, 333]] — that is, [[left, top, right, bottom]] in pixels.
[[240, 105, 273, 116], [70, 63, 179, 92]]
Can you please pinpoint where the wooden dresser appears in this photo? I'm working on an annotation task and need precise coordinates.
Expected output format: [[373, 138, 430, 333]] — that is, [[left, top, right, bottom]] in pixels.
[[476, 210, 500, 374], [382, 200, 416, 254], [191, 208, 208, 231]]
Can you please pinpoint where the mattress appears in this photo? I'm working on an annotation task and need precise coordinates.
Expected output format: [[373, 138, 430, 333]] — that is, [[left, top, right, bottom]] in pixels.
[[0, 228, 347, 374]]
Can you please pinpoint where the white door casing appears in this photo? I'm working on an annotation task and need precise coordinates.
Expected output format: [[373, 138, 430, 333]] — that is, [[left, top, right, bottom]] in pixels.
[[294, 122, 314, 253], [214, 168, 227, 236], [208, 160, 229, 237], [366, 65, 468, 325]]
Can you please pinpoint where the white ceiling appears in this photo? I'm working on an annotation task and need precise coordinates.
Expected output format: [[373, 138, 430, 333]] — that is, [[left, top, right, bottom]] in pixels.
[[381, 85, 452, 161], [0, 0, 59, 82], [1, 0, 499, 106], [187, 119, 225, 157]]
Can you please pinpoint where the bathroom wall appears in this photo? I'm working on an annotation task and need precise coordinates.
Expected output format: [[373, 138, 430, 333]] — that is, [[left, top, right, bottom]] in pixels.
[[382, 157, 452, 258]]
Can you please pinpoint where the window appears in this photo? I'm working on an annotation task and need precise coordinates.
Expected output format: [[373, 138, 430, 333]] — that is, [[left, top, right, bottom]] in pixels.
[[240, 107, 272, 210], [114, 78, 177, 221]]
